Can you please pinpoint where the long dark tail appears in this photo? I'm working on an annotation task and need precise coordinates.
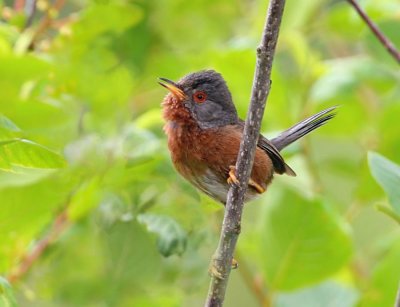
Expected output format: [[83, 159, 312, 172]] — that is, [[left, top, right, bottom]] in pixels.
[[271, 106, 337, 151]]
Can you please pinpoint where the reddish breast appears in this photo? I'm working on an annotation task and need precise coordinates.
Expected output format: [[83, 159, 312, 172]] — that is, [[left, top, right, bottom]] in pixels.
[[162, 93, 208, 182]]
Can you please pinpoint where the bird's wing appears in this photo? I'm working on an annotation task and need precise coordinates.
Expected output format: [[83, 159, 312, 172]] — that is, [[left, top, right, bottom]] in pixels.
[[257, 135, 296, 176], [237, 121, 296, 176]]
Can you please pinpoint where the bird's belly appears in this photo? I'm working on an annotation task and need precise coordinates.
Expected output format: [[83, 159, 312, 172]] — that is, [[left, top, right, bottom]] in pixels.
[[193, 169, 260, 204]]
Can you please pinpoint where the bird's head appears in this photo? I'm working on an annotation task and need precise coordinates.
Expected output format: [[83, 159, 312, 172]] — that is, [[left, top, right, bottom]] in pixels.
[[159, 70, 238, 129]]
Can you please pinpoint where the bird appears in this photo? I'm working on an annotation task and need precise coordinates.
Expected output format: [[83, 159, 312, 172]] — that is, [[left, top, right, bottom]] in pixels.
[[159, 70, 336, 205]]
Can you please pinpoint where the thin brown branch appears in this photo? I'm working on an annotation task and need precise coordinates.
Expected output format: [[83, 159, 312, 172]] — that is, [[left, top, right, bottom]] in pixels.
[[7, 210, 69, 283], [30, 0, 66, 48], [204, 0, 286, 306], [395, 282, 400, 307], [13, 0, 25, 12], [347, 0, 400, 64]]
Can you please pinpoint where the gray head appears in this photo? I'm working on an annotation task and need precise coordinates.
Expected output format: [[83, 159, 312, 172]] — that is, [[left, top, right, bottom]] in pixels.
[[159, 70, 238, 129]]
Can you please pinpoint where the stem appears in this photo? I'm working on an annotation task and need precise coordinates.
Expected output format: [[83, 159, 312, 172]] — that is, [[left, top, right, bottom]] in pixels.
[[204, 1, 286, 306], [396, 282, 400, 307], [30, 0, 66, 48], [346, 0, 400, 64], [7, 210, 69, 283]]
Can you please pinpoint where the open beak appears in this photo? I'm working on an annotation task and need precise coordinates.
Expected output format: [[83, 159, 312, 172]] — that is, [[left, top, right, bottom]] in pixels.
[[158, 77, 186, 100]]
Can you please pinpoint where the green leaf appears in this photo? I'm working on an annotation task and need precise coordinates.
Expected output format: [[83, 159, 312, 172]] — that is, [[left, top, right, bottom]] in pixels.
[[0, 166, 56, 188], [138, 214, 187, 257], [0, 139, 65, 170], [261, 190, 352, 290], [104, 220, 161, 284], [0, 277, 18, 307], [67, 178, 102, 221], [0, 115, 20, 132], [0, 115, 65, 171], [0, 115, 21, 142], [375, 204, 400, 225], [368, 151, 400, 214], [73, 3, 143, 43], [360, 240, 400, 307], [275, 281, 359, 307]]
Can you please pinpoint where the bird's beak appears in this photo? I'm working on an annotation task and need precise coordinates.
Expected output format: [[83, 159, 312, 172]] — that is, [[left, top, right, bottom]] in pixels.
[[158, 77, 186, 100]]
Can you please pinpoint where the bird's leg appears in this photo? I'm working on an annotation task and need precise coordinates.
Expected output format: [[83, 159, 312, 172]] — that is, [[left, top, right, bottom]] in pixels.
[[249, 178, 266, 194], [227, 165, 240, 185], [227, 165, 265, 194]]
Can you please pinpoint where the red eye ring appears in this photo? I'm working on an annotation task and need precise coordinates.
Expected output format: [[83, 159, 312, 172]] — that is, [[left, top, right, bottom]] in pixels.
[[193, 91, 207, 103]]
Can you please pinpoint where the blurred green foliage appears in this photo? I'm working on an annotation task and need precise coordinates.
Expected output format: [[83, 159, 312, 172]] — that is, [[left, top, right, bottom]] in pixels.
[[0, 0, 400, 306]]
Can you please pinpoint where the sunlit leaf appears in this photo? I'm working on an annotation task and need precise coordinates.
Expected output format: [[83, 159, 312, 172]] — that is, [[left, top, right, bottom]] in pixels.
[[0, 166, 55, 188], [368, 151, 400, 214], [0, 139, 65, 170], [138, 214, 187, 257], [0, 115, 65, 170]]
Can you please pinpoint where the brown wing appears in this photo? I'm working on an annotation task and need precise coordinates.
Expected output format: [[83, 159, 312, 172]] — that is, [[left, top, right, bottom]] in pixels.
[[237, 120, 296, 176], [197, 125, 274, 192]]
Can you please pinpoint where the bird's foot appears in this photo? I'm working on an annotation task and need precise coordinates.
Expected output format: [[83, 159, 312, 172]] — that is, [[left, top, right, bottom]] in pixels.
[[249, 178, 266, 194], [227, 165, 240, 185], [231, 258, 239, 269], [227, 166, 265, 194]]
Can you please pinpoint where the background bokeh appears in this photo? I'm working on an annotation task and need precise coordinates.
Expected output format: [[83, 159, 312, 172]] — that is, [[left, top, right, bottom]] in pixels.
[[1, 0, 400, 306]]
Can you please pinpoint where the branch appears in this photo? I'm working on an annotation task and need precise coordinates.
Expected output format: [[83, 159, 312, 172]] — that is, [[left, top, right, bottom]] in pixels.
[[204, 1, 286, 306], [347, 0, 400, 64], [396, 282, 400, 307], [7, 210, 69, 283], [29, 0, 66, 49]]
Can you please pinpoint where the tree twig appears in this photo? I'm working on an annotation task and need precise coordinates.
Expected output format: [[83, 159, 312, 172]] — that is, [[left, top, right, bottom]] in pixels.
[[7, 210, 69, 283], [346, 0, 400, 64], [29, 0, 66, 48], [395, 282, 400, 307], [204, 1, 286, 306]]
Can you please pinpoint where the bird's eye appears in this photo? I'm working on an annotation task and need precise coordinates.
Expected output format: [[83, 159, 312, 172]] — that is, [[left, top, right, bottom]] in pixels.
[[193, 91, 207, 103]]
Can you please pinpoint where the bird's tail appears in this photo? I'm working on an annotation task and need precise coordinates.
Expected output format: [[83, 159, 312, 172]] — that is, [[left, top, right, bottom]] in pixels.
[[271, 106, 337, 151]]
